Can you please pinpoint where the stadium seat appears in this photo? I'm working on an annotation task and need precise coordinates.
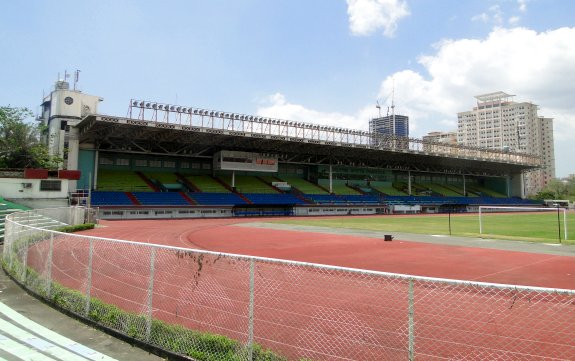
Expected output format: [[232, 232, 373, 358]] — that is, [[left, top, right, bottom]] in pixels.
[[90, 191, 135, 206], [243, 193, 307, 205], [188, 192, 248, 206], [132, 192, 191, 206]]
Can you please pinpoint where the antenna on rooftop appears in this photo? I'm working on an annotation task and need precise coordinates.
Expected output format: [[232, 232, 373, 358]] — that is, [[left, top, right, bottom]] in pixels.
[[73, 70, 81, 90], [391, 77, 396, 136]]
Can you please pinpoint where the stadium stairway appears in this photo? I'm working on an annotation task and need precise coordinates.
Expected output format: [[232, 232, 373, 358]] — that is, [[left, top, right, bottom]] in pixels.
[[180, 192, 197, 205], [8, 212, 68, 230], [125, 192, 141, 205], [233, 191, 253, 204], [174, 173, 200, 192], [212, 176, 236, 192], [0, 198, 30, 243], [135, 172, 161, 192], [256, 175, 280, 189]]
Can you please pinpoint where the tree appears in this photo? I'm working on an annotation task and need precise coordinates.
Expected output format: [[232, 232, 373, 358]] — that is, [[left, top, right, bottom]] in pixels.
[[0, 106, 62, 169], [546, 178, 568, 199], [564, 175, 575, 201], [534, 176, 575, 202]]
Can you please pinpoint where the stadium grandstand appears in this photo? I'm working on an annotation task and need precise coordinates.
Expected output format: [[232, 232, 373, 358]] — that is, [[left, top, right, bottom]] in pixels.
[[10, 80, 543, 219]]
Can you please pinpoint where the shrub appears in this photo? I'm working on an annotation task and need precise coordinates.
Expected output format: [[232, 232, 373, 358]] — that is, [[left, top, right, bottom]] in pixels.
[[55, 223, 95, 233]]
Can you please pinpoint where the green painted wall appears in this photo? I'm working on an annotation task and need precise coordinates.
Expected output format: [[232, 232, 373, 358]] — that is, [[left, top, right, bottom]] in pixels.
[[78, 149, 96, 189]]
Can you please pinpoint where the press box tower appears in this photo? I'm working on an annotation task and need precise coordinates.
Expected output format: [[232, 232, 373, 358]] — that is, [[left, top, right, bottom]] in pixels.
[[38, 76, 103, 189]]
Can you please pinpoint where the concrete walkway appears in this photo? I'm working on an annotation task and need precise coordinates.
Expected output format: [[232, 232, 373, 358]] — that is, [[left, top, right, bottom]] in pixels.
[[0, 258, 164, 361]]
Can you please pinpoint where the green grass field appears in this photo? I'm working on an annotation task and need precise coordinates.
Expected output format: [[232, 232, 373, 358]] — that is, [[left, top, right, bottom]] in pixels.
[[272, 211, 575, 245]]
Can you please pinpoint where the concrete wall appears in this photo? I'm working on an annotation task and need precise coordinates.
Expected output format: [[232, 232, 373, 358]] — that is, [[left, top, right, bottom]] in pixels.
[[0, 177, 69, 207]]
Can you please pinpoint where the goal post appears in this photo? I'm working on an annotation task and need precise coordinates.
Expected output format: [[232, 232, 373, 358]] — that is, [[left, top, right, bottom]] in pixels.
[[478, 206, 568, 242]]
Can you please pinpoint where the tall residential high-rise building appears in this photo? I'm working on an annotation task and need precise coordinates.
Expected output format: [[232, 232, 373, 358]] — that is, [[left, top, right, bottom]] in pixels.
[[457, 91, 555, 196]]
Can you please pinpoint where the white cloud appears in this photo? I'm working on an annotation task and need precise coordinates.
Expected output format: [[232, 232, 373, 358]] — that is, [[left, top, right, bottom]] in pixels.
[[380, 26, 575, 176], [508, 16, 520, 25], [346, 0, 410, 37], [257, 27, 575, 177], [472, 5, 503, 25], [471, 13, 490, 23], [256, 93, 370, 130], [472, 2, 528, 26]]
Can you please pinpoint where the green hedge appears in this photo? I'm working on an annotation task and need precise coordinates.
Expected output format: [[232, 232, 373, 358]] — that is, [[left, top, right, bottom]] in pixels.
[[55, 223, 95, 233]]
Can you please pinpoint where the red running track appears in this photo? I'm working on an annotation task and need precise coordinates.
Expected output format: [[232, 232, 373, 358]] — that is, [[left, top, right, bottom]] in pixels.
[[83, 218, 575, 289], [25, 217, 575, 360]]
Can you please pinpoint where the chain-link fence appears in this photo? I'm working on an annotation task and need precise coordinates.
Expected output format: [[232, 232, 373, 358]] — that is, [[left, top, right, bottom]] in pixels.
[[3, 207, 575, 360]]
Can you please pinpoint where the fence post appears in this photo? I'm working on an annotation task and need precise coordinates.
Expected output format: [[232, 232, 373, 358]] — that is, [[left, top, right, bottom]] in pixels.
[[408, 278, 415, 361], [479, 206, 483, 235], [85, 238, 94, 316], [46, 232, 54, 298], [7, 219, 14, 272], [11, 220, 19, 270], [146, 247, 157, 342], [21, 227, 30, 284], [248, 258, 255, 360]]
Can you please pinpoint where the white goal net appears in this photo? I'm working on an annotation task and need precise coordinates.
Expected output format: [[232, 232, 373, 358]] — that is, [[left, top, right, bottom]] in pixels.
[[478, 206, 568, 242]]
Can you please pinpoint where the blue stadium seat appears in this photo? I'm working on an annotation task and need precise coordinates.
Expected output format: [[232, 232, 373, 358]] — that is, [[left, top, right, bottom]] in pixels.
[[304, 194, 382, 205], [188, 192, 248, 206], [243, 193, 307, 205], [132, 192, 191, 206], [90, 191, 135, 206]]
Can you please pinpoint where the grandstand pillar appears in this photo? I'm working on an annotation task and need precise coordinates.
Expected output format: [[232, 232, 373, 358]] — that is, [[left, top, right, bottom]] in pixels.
[[508, 172, 525, 198], [329, 164, 333, 193], [93, 151, 99, 190], [408, 171, 412, 195], [521, 173, 526, 198], [231, 170, 236, 189], [66, 127, 80, 191], [463, 174, 467, 196]]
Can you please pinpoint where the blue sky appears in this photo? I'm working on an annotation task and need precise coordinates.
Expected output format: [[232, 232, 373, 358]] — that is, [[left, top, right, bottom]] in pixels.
[[1, 0, 574, 177]]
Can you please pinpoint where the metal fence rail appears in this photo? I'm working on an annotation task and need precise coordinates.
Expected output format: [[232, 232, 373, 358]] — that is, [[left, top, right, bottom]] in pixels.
[[3, 207, 575, 360]]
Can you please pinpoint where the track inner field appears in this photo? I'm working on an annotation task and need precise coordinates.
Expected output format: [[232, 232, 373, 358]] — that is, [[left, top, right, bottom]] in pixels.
[[83, 217, 575, 290]]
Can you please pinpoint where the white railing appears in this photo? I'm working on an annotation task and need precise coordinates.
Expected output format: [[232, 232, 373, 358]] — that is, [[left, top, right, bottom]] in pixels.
[[3, 208, 575, 360]]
